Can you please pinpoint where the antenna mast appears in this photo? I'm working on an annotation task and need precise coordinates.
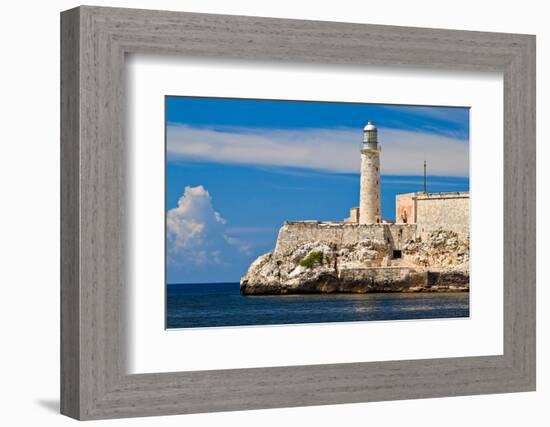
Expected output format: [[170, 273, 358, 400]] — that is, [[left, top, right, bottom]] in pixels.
[[423, 160, 427, 193]]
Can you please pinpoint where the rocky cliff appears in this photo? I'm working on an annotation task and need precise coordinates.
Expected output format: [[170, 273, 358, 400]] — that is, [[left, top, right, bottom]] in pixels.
[[240, 225, 469, 295]]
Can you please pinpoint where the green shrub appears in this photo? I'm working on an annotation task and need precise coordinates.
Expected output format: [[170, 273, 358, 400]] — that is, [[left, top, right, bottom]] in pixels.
[[300, 251, 324, 269]]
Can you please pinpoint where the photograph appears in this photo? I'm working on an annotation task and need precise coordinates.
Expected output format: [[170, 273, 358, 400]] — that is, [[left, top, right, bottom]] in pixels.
[[165, 97, 470, 328]]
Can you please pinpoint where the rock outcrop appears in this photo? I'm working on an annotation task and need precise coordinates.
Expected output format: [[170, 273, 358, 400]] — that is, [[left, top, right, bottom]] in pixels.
[[240, 226, 469, 295]]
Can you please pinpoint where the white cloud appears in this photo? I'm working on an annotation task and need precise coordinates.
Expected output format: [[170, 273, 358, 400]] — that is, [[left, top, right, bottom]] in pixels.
[[167, 125, 469, 176], [378, 105, 468, 128], [167, 185, 244, 266]]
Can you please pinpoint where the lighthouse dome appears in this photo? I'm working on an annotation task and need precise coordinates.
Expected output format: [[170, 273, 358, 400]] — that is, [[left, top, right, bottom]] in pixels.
[[363, 121, 377, 131]]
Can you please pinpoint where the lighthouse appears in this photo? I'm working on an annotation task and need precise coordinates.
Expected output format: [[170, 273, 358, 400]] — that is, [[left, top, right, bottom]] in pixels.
[[359, 121, 381, 224]]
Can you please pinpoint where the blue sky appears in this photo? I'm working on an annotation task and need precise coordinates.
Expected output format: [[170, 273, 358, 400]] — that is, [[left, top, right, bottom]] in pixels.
[[165, 97, 469, 284]]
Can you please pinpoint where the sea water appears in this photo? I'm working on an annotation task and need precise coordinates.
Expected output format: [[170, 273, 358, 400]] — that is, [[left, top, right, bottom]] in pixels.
[[166, 283, 469, 329]]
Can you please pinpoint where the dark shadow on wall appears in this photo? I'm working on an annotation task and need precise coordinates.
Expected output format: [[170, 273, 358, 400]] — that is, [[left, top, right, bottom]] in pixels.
[[35, 399, 59, 414]]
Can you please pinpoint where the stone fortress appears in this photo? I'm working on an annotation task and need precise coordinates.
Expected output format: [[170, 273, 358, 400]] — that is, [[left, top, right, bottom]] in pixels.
[[240, 122, 470, 294]]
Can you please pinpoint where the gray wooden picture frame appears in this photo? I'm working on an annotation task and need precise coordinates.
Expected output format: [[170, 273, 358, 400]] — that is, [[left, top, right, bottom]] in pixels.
[[60, 5, 536, 420]]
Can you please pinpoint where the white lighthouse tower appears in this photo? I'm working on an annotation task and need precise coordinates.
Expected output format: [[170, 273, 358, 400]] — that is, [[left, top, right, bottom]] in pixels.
[[359, 121, 381, 224]]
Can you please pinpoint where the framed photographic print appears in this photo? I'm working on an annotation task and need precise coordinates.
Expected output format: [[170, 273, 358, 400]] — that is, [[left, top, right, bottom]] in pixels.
[[61, 6, 536, 420]]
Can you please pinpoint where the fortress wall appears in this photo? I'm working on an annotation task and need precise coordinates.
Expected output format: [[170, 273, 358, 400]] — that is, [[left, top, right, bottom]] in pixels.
[[273, 222, 417, 256], [416, 193, 470, 236], [384, 223, 417, 249], [395, 193, 416, 224]]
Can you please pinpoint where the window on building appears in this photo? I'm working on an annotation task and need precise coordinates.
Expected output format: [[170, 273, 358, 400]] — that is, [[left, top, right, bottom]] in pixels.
[[392, 250, 402, 259]]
